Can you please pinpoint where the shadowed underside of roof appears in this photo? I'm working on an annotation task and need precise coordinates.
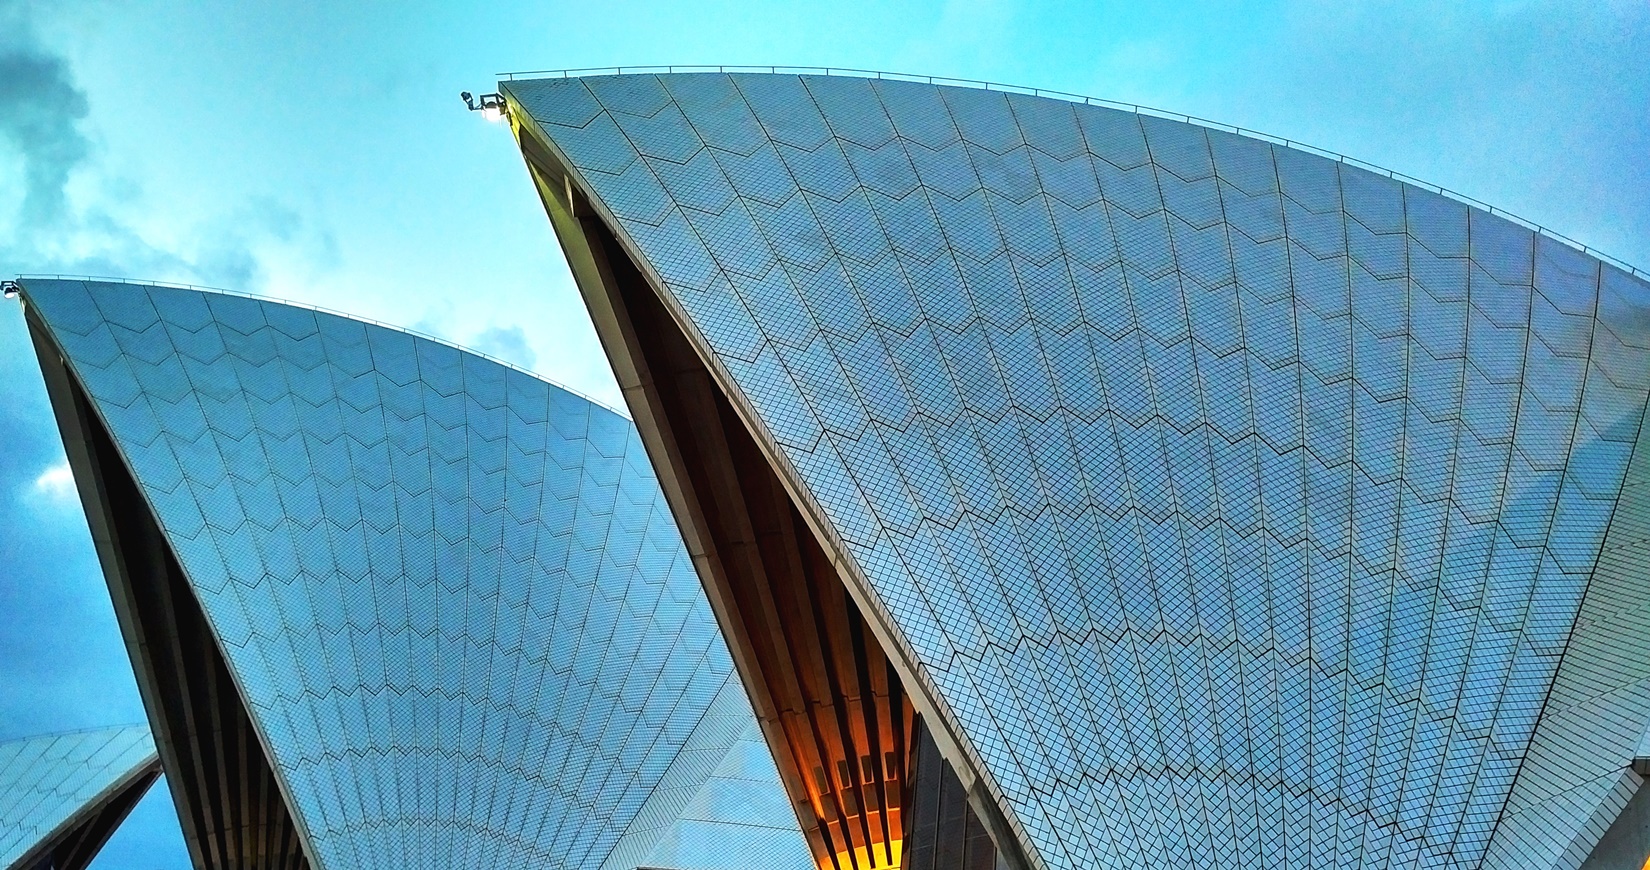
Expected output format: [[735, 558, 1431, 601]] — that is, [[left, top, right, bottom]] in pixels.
[[504, 70, 1650, 870]]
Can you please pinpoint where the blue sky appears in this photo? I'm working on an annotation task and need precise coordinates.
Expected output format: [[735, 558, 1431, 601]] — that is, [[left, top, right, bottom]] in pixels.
[[0, 1, 1645, 866]]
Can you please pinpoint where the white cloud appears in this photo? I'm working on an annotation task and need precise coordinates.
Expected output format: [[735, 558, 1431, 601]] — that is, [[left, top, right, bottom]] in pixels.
[[32, 460, 75, 499]]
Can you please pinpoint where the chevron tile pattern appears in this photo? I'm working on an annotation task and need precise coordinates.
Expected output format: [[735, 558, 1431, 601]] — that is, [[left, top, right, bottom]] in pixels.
[[507, 71, 1650, 869], [0, 725, 157, 870], [22, 278, 809, 870]]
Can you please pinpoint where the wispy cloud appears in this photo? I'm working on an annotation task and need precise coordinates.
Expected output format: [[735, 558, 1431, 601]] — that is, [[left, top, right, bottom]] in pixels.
[[0, 0, 335, 291], [472, 324, 539, 371], [31, 459, 74, 499], [407, 309, 546, 372]]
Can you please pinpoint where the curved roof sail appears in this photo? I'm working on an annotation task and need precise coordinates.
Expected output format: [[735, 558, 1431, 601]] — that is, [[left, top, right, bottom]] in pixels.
[[503, 70, 1650, 870], [18, 277, 811, 870]]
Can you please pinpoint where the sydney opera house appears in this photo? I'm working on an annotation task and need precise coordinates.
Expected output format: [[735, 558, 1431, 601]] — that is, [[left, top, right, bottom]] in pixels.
[[11, 69, 1650, 870]]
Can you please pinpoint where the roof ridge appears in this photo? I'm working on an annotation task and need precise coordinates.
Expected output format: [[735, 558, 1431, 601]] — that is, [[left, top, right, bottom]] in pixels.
[[497, 65, 1646, 281], [13, 274, 632, 420]]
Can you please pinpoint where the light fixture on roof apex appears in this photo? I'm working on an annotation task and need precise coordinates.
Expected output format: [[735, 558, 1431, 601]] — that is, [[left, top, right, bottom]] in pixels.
[[460, 90, 507, 122], [2, 280, 20, 299]]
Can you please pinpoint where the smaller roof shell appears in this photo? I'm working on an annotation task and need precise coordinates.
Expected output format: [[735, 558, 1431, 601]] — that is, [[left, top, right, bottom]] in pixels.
[[0, 725, 161, 870]]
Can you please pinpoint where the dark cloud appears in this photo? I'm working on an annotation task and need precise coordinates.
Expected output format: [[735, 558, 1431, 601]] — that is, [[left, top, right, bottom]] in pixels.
[[0, 19, 142, 734], [0, 4, 90, 227], [0, 5, 192, 274], [0, 13, 196, 863], [0, 3, 335, 290], [0, 48, 89, 225]]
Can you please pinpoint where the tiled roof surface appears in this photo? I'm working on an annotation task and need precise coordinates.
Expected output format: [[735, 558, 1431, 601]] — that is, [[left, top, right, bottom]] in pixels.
[[0, 725, 157, 869], [22, 278, 809, 870], [509, 71, 1650, 869]]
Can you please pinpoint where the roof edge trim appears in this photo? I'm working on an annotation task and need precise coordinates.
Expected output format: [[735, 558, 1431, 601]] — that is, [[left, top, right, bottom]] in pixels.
[[495, 64, 1645, 281], [12, 274, 630, 420]]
